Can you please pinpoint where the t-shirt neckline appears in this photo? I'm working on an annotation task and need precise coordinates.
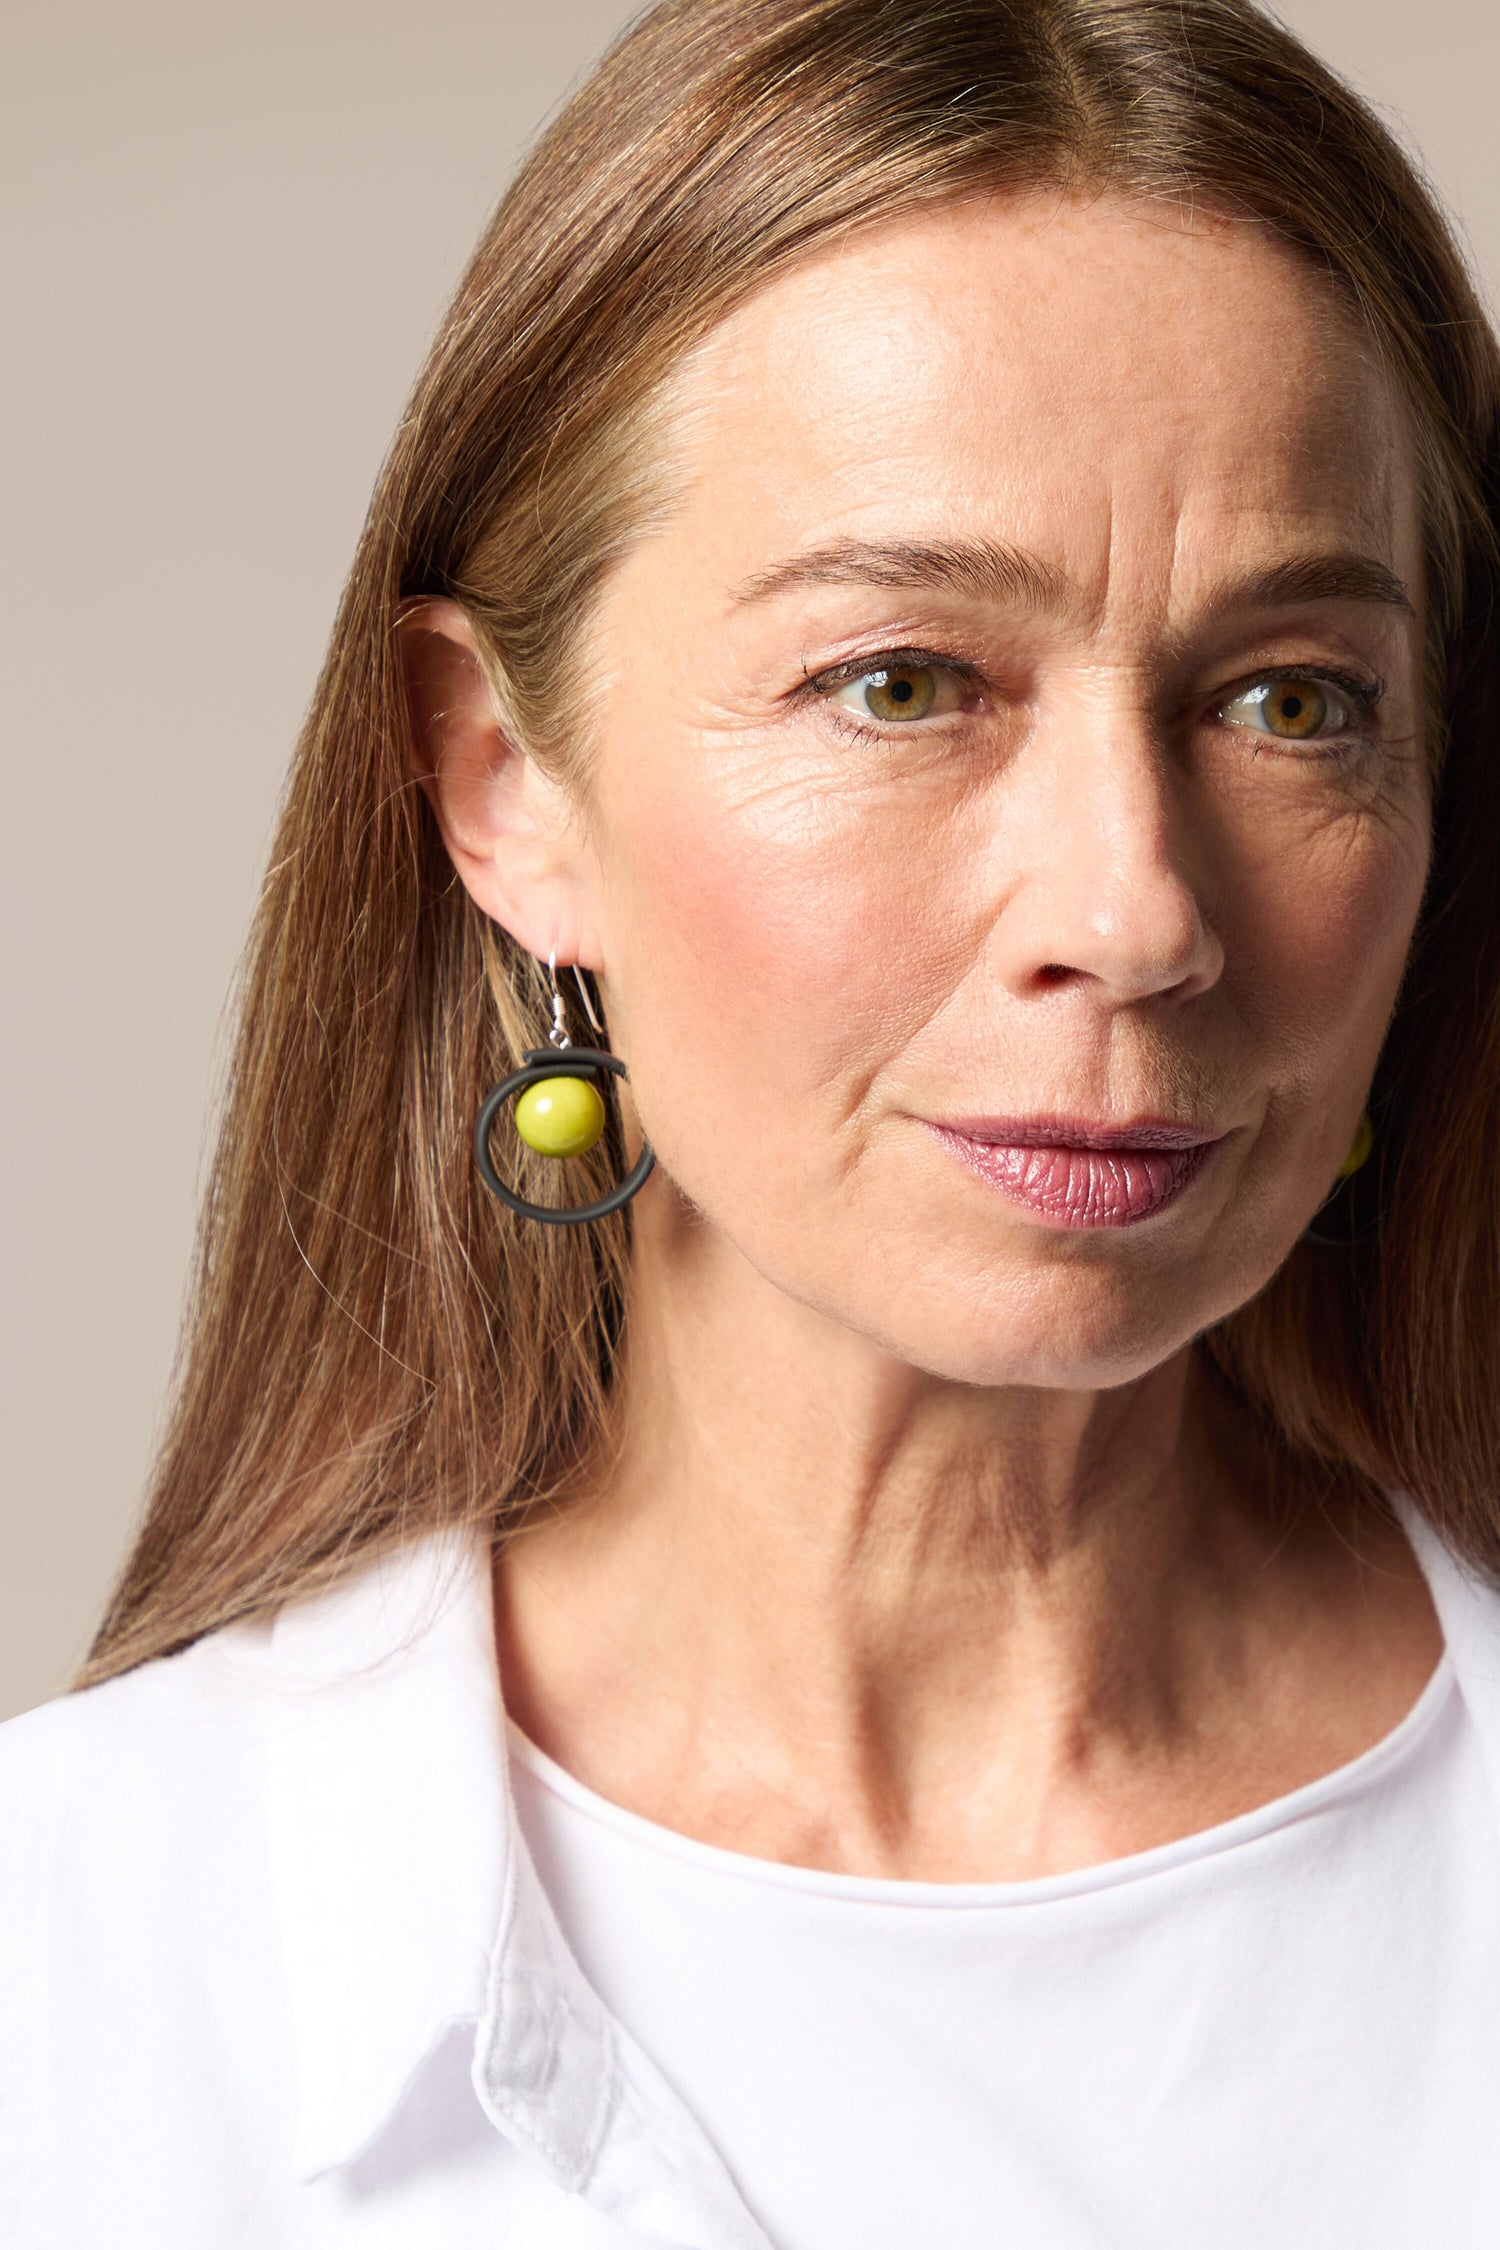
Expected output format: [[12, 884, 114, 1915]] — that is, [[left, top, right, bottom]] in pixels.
[[506, 1643, 1456, 1911]]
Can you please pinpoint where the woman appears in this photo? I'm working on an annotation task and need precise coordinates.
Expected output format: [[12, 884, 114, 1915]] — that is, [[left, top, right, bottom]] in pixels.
[[6, 0, 1500, 2240]]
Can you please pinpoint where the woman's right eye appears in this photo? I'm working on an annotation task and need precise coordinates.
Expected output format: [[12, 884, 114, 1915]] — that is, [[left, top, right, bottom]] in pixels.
[[823, 660, 968, 726]]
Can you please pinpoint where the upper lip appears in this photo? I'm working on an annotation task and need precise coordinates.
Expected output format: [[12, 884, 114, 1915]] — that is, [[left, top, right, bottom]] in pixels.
[[936, 1116, 1224, 1151]]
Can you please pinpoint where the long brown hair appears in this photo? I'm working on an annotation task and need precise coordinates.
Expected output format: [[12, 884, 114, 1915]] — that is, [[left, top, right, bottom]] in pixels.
[[84, 0, 1500, 1685]]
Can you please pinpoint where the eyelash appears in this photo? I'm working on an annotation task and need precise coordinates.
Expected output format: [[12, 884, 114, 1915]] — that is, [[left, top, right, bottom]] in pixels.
[[800, 649, 1386, 755], [798, 646, 982, 749], [1215, 665, 1385, 760]]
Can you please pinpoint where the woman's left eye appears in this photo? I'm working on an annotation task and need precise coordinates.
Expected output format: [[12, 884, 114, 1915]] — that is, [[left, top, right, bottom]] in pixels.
[[1217, 674, 1358, 742], [824, 661, 964, 725]]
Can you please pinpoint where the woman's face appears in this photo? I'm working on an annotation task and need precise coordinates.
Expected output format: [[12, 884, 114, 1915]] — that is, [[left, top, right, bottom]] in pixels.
[[573, 193, 1431, 1387]]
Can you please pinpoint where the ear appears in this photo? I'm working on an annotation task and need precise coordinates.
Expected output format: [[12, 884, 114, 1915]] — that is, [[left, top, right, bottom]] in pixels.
[[397, 597, 604, 969]]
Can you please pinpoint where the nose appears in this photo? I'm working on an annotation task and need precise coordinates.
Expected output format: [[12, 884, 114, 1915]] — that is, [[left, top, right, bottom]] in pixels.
[[987, 699, 1224, 1008]]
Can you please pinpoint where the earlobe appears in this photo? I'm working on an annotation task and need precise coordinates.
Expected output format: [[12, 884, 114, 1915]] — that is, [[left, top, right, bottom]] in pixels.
[[395, 598, 604, 969]]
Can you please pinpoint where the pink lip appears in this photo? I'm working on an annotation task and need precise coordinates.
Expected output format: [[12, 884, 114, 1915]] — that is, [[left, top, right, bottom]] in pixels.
[[930, 1116, 1223, 1229]]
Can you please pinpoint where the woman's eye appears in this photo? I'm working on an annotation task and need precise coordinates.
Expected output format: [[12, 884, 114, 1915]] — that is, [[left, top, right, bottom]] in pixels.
[[1218, 675, 1354, 742], [826, 662, 956, 724]]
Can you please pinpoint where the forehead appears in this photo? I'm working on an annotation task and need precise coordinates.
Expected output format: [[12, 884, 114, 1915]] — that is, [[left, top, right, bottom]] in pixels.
[[661, 192, 1417, 600]]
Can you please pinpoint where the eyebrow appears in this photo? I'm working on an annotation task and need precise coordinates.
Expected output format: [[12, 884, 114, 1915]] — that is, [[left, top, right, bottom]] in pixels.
[[1215, 553, 1417, 619], [731, 536, 1066, 609], [730, 536, 1415, 620]]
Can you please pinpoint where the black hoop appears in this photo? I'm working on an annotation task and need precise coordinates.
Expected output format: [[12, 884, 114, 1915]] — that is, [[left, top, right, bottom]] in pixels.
[[1301, 1165, 1382, 1249], [474, 1048, 655, 1226], [1302, 1199, 1381, 1250]]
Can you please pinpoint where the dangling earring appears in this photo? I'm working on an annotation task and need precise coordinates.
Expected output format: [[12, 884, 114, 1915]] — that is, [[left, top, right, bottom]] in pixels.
[[1335, 1111, 1374, 1180], [473, 951, 655, 1226], [1303, 1111, 1376, 1247]]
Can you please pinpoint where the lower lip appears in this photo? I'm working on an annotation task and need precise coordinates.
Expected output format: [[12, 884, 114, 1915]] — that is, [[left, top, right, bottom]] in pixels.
[[933, 1132, 1217, 1228]]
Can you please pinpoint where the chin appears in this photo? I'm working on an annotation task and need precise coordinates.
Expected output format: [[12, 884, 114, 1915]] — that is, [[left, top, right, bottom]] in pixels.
[[836, 1232, 1272, 1392], [885, 1314, 1197, 1393]]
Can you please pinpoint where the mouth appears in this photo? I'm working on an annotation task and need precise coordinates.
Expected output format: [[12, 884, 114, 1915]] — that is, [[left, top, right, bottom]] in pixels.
[[928, 1115, 1224, 1229]]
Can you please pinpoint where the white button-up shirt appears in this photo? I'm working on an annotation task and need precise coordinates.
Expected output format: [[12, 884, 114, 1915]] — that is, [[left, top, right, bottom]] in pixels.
[[5, 1510, 1500, 2248], [1, 1534, 774, 2247]]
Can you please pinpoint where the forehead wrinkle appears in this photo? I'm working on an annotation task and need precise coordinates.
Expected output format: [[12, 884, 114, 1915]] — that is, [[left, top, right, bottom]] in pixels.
[[731, 535, 1068, 612]]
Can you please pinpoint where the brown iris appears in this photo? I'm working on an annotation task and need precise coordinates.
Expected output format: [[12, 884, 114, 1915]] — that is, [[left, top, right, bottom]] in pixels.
[[1259, 678, 1328, 739], [862, 665, 937, 722]]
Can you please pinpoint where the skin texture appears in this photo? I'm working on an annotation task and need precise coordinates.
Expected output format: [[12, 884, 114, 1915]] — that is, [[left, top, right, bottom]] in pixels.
[[404, 193, 1442, 1880]]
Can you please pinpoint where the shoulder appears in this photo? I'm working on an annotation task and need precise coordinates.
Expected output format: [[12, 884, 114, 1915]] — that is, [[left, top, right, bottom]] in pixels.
[[0, 1614, 285, 2020], [1402, 1504, 1500, 1676], [0, 1535, 503, 2241], [0, 1619, 296, 2242], [1398, 1502, 1500, 1811], [0, 1525, 496, 2021], [0, 1611, 277, 1904], [0, 1528, 491, 1928]]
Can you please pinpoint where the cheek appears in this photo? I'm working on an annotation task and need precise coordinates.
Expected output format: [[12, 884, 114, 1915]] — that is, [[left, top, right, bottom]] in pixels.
[[596, 754, 980, 1193], [1225, 795, 1428, 1131]]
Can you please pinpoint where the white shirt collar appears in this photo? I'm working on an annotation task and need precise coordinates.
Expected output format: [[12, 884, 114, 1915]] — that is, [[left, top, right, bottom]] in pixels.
[[262, 1531, 770, 2248]]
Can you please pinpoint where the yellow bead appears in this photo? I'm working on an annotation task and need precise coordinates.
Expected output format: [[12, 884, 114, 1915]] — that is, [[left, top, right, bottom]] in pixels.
[[1336, 1112, 1374, 1180], [514, 1074, 607, 1158]]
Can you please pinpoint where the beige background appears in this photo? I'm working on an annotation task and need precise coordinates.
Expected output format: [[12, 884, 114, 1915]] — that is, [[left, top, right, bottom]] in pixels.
[[3, 1, 1497, 1723]]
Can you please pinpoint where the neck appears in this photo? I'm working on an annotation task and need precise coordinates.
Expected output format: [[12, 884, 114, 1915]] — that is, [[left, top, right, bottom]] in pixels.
[[495, 1212, 1438, 1881]]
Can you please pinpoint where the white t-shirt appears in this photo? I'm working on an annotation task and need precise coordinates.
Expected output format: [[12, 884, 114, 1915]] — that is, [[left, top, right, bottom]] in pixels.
[[510, 1649, 1500, 2249]]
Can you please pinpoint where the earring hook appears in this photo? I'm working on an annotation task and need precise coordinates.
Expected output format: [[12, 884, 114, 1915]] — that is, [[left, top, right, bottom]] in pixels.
[[571, 965, 605, 1037], [545, 949, 571, 1050], [545, 947, 607, 1046]]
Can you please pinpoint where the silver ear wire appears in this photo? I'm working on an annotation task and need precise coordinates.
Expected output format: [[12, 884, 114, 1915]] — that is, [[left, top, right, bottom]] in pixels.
[[546, 950, 606, 1045], [571, 965, 605, 1037], [545, 949, 571, 1050]]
